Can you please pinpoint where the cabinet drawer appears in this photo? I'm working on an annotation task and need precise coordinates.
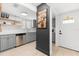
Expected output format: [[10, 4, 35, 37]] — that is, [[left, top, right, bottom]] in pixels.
[[0, 35, 9, 39], [9, 35, 15, 37]]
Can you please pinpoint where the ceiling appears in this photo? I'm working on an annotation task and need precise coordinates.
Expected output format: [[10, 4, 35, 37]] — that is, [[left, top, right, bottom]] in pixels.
[[31, 3, 40, 7], [32, 3, 79, 16], [49, 3, 79, 15], [2, 3, 79, 20], [2, 3, 36, 20]]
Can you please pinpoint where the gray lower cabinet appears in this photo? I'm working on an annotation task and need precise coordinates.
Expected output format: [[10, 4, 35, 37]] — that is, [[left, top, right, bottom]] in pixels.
[[8, 35, 16, 48], [0, 34, 16, 51], [0, 35, 9, 51], [23, 34, 26, 44], [26, 32, 36, 43]]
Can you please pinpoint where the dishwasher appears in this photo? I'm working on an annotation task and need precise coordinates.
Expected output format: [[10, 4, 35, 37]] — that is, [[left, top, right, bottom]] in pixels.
[[16, 33, 26, 47]]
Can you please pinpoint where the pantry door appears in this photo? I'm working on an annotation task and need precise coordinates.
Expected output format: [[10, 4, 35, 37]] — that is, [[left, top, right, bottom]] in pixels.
[[36, 3, 52, 56]]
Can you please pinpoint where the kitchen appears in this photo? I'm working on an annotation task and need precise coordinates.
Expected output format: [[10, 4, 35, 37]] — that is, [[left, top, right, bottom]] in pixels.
[[0, 3, 36, 54]]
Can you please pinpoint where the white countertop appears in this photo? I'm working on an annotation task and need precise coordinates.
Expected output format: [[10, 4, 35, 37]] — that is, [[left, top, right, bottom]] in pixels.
[[0, 29, 27, 35], [27, 28, 36, 32], [0, 28, 36, 35]]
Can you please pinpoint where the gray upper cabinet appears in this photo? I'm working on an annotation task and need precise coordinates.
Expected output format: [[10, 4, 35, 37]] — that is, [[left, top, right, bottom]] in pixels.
[[0, 34, 16, 51]]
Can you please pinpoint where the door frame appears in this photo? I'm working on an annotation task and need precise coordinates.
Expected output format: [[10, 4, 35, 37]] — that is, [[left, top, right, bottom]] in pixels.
[[49, 5, 53, 56]]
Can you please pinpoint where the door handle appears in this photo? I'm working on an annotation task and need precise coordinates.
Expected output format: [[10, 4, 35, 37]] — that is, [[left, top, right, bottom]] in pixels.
[[59, 32, 62, 35], [59, 30, 62, 35], [52, 29, 54, 32]]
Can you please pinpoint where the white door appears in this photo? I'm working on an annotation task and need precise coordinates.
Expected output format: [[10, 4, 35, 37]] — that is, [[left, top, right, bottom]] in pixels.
[[59, 14, 79, 51]]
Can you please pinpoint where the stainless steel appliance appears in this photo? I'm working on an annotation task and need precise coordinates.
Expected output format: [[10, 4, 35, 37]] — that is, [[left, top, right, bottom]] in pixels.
[[16, 33, 26, 47]]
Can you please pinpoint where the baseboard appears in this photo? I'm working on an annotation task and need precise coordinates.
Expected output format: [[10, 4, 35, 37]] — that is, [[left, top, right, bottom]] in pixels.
[[36, 47, 49, 56]]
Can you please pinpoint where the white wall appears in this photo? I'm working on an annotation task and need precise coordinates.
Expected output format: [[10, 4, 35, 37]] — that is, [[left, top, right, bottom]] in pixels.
[[56, 9, 79, 46], [26, 20, 33, 29]]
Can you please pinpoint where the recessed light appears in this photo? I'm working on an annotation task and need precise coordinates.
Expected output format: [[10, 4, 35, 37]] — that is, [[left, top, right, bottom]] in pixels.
[[21, 13, 28, 16]]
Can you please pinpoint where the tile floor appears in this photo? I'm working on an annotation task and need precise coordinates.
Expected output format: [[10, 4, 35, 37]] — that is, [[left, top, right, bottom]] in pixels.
[[0, 41, 46, 56], [53, 44, 79, 56], [0, 41, 79, 56]]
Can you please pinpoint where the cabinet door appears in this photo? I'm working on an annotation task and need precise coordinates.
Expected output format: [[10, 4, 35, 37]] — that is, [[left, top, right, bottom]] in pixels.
[[8, 35, 16, 48], [26, 32, 36, 43], [26, 33, 31, 43], [23, 34, 26, 44], [29, 32, 36, 41], [0, 35, 8, 51]]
